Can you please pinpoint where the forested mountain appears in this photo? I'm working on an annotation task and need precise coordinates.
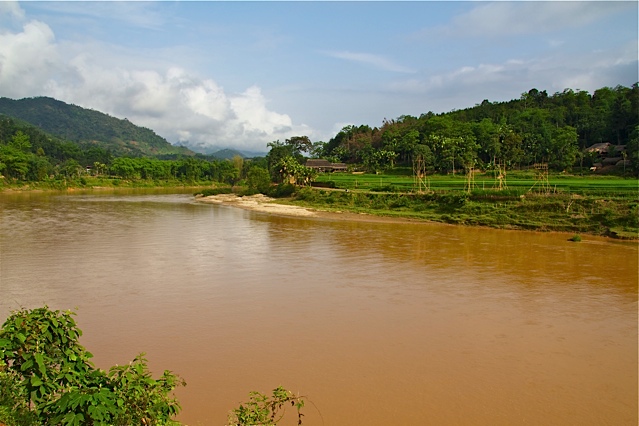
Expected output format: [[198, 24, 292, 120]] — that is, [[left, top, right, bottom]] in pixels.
[[319, 84, 638, 173], [0, 97, 193, 158]]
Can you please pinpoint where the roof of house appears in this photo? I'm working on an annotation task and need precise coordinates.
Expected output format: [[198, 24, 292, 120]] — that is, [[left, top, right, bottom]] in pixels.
[[585, 142, 612, 153]]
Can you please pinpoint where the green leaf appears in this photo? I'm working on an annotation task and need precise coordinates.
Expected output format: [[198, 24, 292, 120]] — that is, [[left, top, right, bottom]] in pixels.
[[20, 358, 34, 371], [30, 375, 42, 387], [34, 352, 46, 376]]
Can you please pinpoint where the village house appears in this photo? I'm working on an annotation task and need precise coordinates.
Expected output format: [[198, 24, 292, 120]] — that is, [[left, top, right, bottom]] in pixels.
[[584, 142, 628, 170], [305, 159, 348, 172]]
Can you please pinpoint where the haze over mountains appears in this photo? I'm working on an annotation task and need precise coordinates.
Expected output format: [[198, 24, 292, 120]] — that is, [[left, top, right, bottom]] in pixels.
[[0, 97, 261, 159]]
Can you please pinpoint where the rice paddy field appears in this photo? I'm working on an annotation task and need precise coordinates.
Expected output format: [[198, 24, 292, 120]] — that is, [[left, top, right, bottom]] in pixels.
[[314, 170, 638, 197], [294, 170, 638, 239]]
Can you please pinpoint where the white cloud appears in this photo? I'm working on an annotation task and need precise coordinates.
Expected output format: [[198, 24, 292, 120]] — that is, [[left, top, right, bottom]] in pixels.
[[0, 0, 25, 20], [324, 50, 415, 74], [0, 14, 312, 152], [0, 20, 60, 98], [430, 2, 634, 38], [388, 39, 638, 112]]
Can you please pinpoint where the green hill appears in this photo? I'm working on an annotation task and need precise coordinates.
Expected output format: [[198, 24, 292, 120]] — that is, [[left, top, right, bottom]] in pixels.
[[0, 97, 194, 157], [210, 148, 246, 160]]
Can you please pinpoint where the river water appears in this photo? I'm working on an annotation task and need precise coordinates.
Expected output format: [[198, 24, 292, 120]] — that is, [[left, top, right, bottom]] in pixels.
[[0, 191, 637, 425]]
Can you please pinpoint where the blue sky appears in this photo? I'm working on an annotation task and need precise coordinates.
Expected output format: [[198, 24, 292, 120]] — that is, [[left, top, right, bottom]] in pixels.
[[0, 1, 637, 153]]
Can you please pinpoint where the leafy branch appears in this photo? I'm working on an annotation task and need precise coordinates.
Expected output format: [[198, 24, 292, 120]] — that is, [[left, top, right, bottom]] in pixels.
[[228, 386, 306, 426]]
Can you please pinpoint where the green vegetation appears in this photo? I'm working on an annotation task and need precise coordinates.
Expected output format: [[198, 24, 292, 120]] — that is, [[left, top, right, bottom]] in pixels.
[[0, 118, 247, 190], [2, 85, 637, 239], [228, 387, 306, 426], [0, 307, 306, 426], [314, 84, 638, 176], [0, 97, 192, 157], [285, 170, 638, 239], [0, 307, 184, 426], [313, 170, 638, 195]]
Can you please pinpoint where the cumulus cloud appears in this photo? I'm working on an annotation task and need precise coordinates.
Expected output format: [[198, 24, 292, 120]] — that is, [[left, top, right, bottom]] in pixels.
[[324, 50, 415, 74], [0, 12, 310, 152], [0, 20, 60, 98]]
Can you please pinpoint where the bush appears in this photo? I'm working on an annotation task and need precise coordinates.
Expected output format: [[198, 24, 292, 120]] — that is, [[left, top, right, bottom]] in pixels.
[[370, 184, 395, 192], [436, 192, 469, 206], [268, 183, 296, 198], [311, 181, 336, 189], [0, 307, 184, 426], [246, 167, 271, 194], [295, 187, 319, 202], [228, 386, 305, 426]]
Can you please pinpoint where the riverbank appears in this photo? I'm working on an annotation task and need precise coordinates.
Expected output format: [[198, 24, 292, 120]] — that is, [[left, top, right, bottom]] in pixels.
[[195, 193, 429, 225], [4, 181, 636, 240], [0, 176, 219, 193], [195, 189, 639, 240]]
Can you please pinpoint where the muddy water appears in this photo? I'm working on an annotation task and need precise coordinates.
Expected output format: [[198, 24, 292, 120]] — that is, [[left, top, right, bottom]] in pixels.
[[1, 191, 637, 425]]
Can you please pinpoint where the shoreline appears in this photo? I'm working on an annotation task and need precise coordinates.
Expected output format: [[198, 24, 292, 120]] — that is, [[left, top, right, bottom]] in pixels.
[[195, 193, 430, 224], [194, 194, 639, 242], [3, 187, 636, 241]]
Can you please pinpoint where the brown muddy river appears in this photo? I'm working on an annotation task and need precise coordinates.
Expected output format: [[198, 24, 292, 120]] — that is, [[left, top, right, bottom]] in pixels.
[[0, 191, 637, 425]]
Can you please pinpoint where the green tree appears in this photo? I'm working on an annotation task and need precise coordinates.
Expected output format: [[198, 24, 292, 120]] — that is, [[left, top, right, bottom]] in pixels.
[[0, 145, 30, 180], [246, 166, 271, 194], [9, 131, 32, 152], [549, 126, 579, 171], [110, 157, 140, 179], [626, 125, 639, 175], [286, 136, 313, 155], [61, 159, 82, 178]]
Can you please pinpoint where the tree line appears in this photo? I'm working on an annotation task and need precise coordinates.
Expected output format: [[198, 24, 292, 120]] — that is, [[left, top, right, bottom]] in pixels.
[[0, 117, 248, 185], [316, 84, 638, 174], [2, 84, 637, 187]]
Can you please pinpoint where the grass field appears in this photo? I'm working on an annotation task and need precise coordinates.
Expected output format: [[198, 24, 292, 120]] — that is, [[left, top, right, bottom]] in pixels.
[[297, 170, 638, 239], [314, 170, 638, 197]]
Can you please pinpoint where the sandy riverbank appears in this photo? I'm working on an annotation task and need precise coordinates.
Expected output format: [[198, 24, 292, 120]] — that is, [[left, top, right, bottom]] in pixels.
[[195, 193, 318, 217], [194, 193, 424, 224]]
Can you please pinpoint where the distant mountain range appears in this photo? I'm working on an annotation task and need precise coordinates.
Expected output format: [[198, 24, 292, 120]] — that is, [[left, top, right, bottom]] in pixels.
[[0, 96, 264, 159]]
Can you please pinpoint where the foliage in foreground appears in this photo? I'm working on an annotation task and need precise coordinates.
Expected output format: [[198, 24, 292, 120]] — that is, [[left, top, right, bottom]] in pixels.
[[0, 307, 307, 426], [0, 307, 184, 426], [228, 386, 306, 426]]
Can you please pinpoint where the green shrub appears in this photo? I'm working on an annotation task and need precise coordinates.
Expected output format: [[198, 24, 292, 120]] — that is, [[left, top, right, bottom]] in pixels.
[[370, 184, 395, 192], [228, 386, 305, 426], [295, 187, 319, 202], [0, 307, 184, 426], [246, 167, 271, 194], [268, 183, 296, 198], [311, 181, 336, 189]]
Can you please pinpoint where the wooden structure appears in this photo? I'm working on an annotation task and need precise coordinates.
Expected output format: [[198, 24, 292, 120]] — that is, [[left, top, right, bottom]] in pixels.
[[412, 154, 430, 193], [465, 167, 477, 193], [305, 159, 347, 172], [530, 163, 551, 193], [493, 161, 508, 191]]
